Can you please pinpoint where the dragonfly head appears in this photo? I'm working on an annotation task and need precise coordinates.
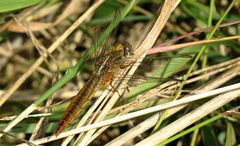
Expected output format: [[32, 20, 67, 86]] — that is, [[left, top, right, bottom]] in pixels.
[[122, 42, 134, 57], [114, 42, 133, 58]]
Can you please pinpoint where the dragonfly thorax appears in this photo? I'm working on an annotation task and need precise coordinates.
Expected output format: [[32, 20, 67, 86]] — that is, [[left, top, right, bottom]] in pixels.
[[95, 42, 134, 75]]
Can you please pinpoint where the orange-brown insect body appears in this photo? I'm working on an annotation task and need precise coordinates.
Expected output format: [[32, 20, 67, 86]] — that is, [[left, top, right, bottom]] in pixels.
[[54, 43, 133, 135]]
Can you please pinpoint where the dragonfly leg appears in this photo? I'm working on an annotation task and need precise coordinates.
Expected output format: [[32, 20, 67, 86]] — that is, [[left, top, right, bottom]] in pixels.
[[109, 83, 122, 97]]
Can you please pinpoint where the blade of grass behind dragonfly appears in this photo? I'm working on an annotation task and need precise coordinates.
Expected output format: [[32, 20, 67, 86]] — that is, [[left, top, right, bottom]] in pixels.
[[34, 0, 137, 105], [128, 46, 201, 99]]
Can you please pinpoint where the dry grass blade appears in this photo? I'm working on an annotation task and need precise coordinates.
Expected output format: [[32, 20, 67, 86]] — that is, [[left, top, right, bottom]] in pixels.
[[105, 106, 186, 146], [196, 65, 240, 92], [0, 113, 51, 121], [135, 89, 240, 146], [54, 0, 89, 25], [16, 82, 240, 145], [148, 35, 240, 54]]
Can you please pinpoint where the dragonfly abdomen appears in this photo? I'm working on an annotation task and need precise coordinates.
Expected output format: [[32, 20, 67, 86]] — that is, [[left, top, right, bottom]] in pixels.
[[54, 75, 101, 135]]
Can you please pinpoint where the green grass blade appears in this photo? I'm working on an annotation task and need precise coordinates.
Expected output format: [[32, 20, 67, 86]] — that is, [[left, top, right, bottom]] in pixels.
[[0, 0, 44, 13], [157, 114, 223, 146], [225, 122, 237, 146]]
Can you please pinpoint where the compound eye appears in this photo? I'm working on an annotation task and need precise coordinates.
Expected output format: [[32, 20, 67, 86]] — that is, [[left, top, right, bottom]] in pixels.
[[123, 42, 133, 57]]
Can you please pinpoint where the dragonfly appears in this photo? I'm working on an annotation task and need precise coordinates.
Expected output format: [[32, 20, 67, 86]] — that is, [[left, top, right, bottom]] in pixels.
[[53, 38, 194, 136], [54, 42, 134, 136]]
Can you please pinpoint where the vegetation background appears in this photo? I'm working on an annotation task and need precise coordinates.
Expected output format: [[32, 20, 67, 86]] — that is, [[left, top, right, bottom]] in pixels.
[[0, 0, 239, 145]]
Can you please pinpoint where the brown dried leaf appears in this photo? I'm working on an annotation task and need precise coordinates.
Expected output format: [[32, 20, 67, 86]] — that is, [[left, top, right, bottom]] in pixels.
[[7, 22, 53, 32], [30, 3, 62, 20], [55, 0, 89, 25]]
